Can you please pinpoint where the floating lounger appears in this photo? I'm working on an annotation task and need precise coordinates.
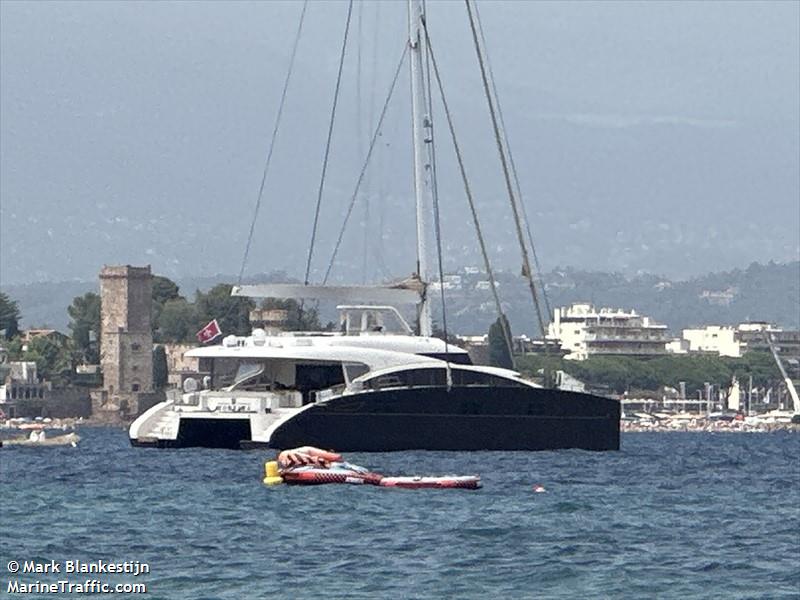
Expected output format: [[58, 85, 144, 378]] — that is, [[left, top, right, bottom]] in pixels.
[[280, 465, 480, 489], [378, 476, 481, 489], [267, 447, 481, 489], [280, 464, 383, 486]]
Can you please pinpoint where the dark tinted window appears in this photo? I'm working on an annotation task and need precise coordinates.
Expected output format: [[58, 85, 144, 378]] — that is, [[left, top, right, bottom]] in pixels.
[[366, 368, 447, 389], [451, 369, 526, 387], [364, 367, 526, 389]]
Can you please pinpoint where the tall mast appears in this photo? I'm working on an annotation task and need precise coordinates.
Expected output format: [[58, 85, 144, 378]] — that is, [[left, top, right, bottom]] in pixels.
[[408, 0, 433, 336]]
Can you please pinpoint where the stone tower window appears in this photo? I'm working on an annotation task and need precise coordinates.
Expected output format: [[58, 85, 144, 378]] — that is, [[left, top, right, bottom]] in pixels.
[[132, 383, 140, 392]]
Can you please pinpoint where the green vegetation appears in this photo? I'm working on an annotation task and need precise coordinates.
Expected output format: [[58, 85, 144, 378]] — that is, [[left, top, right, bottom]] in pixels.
[[195, 284, 254, 338], [6, 334, 75, 386], [155, 298, 197, 342], [152, 345, 168, 390], [67, 292, 101, 363], [515, 351, 783, 395], [25, 335, 74, 385], [488, 316, 513, 369], [151, 275, 183, 338], [152, 275, 181, 305], [0, 291, 21, 339]]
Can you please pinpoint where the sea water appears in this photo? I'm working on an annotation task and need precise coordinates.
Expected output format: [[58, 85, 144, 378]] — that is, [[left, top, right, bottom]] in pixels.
[[1, 428, 798, 599]]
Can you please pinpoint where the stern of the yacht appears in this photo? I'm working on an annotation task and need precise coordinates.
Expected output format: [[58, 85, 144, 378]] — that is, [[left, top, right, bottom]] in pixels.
[[129, 388, 306, 449]]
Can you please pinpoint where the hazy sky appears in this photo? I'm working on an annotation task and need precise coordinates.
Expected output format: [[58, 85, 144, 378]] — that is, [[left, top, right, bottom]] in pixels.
[[1, 0, 798, 285]]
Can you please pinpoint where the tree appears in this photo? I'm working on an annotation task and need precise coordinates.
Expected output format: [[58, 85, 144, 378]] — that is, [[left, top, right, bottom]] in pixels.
[[195, 284, 254, 338], [23, 335, 74, 385], [5, 337, 23, 360], [152, 275, 183, 338], [153, 345, 168, 389], [152, 275, 181, 305], [488, 315, 513, 369], [68, 292, 101, 363], [156, 299, 198, 342], [0, 291, 21, 339], [514, 352, 785, 396]]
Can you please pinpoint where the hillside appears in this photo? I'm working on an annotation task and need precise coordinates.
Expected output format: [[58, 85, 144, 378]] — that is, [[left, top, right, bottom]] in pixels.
[[2, 261, 797, 335]]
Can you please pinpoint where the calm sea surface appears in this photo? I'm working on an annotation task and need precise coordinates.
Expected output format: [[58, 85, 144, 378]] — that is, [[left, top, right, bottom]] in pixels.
[[2, 428, 798, 599]]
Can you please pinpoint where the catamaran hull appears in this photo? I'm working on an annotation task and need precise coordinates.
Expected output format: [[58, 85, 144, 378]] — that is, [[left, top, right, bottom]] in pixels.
[[130, 388, 619, 451], [267, 387, 620, 451], [131, 417, 252, 450]]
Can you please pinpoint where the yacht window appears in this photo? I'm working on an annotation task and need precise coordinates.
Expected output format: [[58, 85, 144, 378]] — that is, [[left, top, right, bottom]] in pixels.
[[451, 369, 527, 387], [366, 368, 447, 389], [228, 362, 273, 391], [295, 364, 346, 404], [233, 362, 263, 385], [363, 367, 527, 389], [343, 362, 369, 384], [210, 358, 246, 389]]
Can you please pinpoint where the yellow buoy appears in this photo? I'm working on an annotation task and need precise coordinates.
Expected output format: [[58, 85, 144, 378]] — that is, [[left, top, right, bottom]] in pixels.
[[263, 460, 283, 485]]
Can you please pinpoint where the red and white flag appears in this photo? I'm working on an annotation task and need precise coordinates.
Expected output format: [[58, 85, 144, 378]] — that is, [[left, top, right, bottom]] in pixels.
[[196, 319, 222, 344]]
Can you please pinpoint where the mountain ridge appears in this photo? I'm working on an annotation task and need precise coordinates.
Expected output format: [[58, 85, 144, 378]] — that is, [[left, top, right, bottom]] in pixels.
[[3, 261, 797, 335]]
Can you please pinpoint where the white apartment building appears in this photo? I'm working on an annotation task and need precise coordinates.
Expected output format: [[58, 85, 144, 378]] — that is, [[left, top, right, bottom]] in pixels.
[[681, 325, 742, 357], [673, 323, 799, 368], [547, 303, 670, 361]]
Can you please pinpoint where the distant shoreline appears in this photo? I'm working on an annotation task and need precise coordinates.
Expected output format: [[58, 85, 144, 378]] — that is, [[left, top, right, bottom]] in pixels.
[[622, 422, 798, 433]]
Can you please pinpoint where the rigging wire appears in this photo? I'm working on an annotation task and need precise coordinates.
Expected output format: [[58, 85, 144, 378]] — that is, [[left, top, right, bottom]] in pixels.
[[304, 0, 355, 285], [464, 0, 549, 344], [322, 44, 409, 285], [237, 0, 308, 285], [420, 17, 514, 362], [473, 2, 552, 319]]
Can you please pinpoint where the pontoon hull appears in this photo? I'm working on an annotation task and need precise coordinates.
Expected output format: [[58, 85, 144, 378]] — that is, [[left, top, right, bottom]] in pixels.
[[131, 387, 619, 451], [269, 387, 620, 451]]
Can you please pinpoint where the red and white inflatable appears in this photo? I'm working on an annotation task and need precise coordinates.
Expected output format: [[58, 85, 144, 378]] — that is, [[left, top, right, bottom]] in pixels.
[[274, 447, 481, 490]]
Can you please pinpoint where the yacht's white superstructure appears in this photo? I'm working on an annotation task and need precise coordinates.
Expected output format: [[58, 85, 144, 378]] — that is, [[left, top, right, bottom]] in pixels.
[[129, 303, 619, 451], [130, 305, 475, 448]]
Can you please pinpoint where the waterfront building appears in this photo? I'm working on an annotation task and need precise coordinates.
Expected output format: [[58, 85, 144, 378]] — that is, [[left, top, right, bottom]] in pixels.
[[249, 308, 289, 334], [681, 325, 743, 357], [736, 323, 800, 378], [670, 323, 799, 377], [547, 303, 670, 361], [94, 265, 154, 417], [162, 342, 203, 389], [0, 361, 52, 403]]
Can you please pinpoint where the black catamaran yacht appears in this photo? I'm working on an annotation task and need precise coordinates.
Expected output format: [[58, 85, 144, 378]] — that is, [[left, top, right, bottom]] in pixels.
[[129, 0, 620, 451]]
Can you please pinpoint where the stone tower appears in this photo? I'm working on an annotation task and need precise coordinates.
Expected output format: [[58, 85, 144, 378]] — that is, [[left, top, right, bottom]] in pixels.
[[98, 265, 153, 416]]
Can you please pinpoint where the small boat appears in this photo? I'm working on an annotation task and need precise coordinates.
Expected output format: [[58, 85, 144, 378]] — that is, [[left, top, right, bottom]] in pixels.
[[2, 432, 80, 448]]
